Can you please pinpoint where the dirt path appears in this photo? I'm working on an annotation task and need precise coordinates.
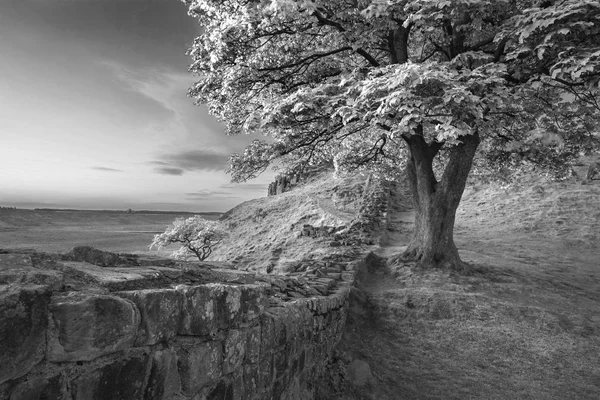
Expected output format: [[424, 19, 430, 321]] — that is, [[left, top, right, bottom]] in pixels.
[[328, 180, 600, 400]]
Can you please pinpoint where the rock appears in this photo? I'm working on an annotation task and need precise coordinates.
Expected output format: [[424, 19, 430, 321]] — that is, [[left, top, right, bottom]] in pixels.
[[346, 359, 374, 387], [71, 354, 150, 400], [62, 246, 123, 267], [58, 261, 174, 291], [145, 350, 181, 400], [48, 293, 140, 362], [8, 373, 65, 400], [223, 329, 246, 375], [244, 325, 261, 365], [0, 254, 63, 290], [117, 288, 182, 346], [0, 284, 50, 384], [177, 341, 223, 396]]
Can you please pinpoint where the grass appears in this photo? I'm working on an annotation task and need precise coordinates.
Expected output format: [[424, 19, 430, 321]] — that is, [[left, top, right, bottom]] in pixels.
[[327, 173, 600, 399], [0, 209, 219, 255], [3, 167, 600, 399]]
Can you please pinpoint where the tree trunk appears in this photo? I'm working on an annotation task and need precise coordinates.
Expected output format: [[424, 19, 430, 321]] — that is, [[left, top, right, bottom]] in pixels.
[[401, 129, 480, 271]]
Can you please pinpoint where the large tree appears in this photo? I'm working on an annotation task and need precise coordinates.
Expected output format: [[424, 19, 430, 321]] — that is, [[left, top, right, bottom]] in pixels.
[[182, 0, 600, 270]]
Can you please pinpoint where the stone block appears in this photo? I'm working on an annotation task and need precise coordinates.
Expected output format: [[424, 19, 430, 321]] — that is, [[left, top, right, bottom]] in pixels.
[[243, 364, 259, 393], [145, 350, 181, 400], [8, 373, 65, 400], [239, 285, 268, 322], [179, 284, 254, 336], [178, 285, 219, 336], [48, 293, 140, 362], [223, 329, 245, 375], [58, 261, 169, 291], [71, 353, 150, 400], [0, 253, 64, 290], [257, 353, 274, 389], [245, 325, 261, 364], [62, 246, 123, 267], [117, 288, 182, 346], [0, 284, 50, 384], [177, 341, 223, 396], [273, 348, 289, 380], [259, 313, 275, 357], [206, 379, 235, 400]]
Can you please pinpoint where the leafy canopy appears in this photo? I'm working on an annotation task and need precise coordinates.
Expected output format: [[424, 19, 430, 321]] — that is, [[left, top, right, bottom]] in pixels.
[[150, 216, 227, 262], [183, 0, 600, 181]]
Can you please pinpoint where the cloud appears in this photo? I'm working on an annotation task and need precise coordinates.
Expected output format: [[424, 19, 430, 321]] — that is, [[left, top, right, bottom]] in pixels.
[[91, 166, 124, 172], [154, 167, 184, 175], [220, 182, 267, 191], [185, 189, 231, 198], [150, 149, 230, 175]]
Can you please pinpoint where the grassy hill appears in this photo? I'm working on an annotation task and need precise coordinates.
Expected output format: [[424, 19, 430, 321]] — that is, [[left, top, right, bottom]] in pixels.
[[207, 163, 600, 399], [210, 171, 376, 272]]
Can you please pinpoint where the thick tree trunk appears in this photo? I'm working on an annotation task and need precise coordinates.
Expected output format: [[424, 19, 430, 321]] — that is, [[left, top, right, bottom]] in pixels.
[[401, 129, 480, 271]]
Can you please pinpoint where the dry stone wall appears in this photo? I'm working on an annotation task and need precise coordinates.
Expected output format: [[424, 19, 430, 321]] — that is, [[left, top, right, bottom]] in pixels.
[[0, 247, 356, 400]]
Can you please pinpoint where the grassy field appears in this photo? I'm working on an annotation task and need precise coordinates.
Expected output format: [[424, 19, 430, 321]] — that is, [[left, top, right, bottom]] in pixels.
[[329, 175, 600, 399], [0, 209, 220, 256]]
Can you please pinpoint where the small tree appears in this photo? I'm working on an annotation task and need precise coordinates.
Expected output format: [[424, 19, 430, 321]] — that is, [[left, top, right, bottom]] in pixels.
[[150, 216, 227, 262]]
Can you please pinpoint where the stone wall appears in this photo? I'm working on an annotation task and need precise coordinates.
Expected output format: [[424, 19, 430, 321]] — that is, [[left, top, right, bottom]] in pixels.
[[0, 247, 355, 400]]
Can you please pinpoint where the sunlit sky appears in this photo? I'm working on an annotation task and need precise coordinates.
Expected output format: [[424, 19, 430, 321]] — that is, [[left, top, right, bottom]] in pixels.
[[0, 0, 273, 212]]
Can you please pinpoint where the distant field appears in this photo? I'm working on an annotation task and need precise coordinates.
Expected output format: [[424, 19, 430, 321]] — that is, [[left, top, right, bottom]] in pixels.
[[0, 209, 220, 255]]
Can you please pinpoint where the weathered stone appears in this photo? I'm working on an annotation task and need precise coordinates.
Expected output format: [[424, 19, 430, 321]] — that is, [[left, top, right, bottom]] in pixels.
[[245, 325, 261, 364], [257, 353, 274, 390], [206, 379, 235, 400], [224, 329, 246, 375], [347, 359, 374, 387], [0, 254, 64, 290], [177, 341, 223, 396], [273, 348, 289, 380], [9, 373, 65, 400], [243, 363, 259, 393], [239, 285, 268, 321], [71, 354, 150, 400], [145, 349, 181, 400], [0, 284, 50, 384], [48, 293, 140, 362], [179, 283, 255, 336], [58, 261, 172, 291], [178, 285, 219, 336], [63, 246, 123, 267], [117, 288, 182, 346], [272, 374, 288, 400], [0, 253, 33, 271]]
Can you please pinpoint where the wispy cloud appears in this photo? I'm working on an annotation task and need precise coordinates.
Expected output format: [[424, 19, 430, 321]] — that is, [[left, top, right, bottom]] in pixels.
[[150, 149, 230, 175], [155, 167, 184, 176], [221, 182, 267, 191], [186, 189, 231, 198], [91, 166, 124, 172], [100, 60, 193, 143]]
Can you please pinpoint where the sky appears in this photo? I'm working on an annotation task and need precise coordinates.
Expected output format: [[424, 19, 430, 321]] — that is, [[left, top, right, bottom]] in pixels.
[[0, 0, 273, 212]]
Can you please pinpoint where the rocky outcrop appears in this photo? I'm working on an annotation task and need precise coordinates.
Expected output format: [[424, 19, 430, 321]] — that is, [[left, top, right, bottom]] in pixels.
[[0, 247, 358, 400], [267, 174, 299, 196]]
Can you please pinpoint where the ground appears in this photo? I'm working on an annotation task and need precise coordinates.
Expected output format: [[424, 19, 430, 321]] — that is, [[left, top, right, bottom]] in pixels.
[[328, 171, 600, 399], [2, 161, 600, 399]]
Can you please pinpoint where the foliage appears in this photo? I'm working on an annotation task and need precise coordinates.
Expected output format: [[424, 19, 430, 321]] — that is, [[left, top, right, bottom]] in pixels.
[[181, 0, 600, 268], [149, 216, 227, 262], [183, 0, 599, 183]]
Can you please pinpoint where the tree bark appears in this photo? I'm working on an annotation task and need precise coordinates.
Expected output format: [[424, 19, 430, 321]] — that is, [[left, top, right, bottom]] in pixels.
[[402, 129, 480, 271]]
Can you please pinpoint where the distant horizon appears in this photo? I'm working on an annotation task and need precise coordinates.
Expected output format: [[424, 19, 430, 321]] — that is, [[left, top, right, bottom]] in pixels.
[[0, 204, 224, 214]]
